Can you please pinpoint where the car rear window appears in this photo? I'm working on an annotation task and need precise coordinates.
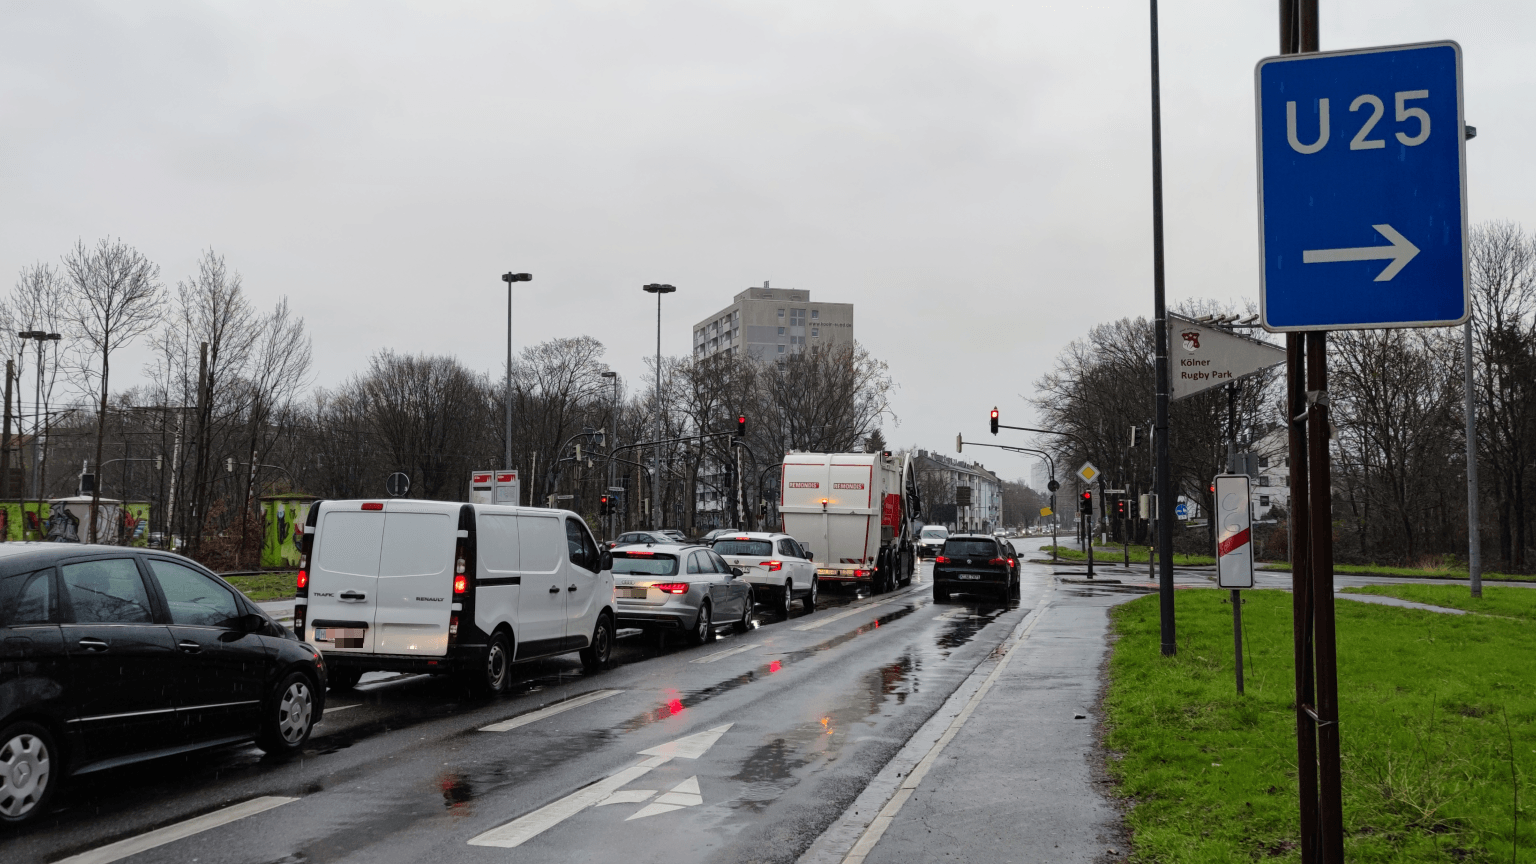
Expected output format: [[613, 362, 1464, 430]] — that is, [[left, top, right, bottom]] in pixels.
[[612, 552, 680, 576], [941, 539, 999, 557], [921, 528, 948, 539], [713, 539, 773, 557]]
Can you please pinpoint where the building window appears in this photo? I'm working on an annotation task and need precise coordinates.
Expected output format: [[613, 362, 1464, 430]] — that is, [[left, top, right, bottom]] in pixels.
[[733, 310, 740, 321], [777, 345, 786, 354], [777, 308, 785, 318], [1259, 495, 1271, 507], [811, 327, 819, 337], [777, 326, 785, 336], [811, 309, 819, 319], [1259, 455, 1269, 468], [790, 308, 806, 326]]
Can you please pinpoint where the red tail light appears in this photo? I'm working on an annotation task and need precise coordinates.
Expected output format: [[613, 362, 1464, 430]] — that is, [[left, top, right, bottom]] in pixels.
[[854, 569, 867, 577], [654, 582, 689, 594], [935, 556, 949, 564], [759, 560, 783, 571], [1008, 558, 1016, 567], [449, 614, 459, 637], [454, 574, 469, 594], [293, 604, 307, 634], [362, 502, 384, 510], [296, 570, 308, 589], [989, 557, 1006, 566]]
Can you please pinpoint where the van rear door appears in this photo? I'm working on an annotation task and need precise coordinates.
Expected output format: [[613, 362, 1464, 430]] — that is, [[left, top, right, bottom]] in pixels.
[[373, 503, 457, 657], [307, 504, 385, 653]]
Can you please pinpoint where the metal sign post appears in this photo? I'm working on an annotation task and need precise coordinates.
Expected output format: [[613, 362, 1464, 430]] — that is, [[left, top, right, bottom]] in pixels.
[[1215, 474, 1255, 695]]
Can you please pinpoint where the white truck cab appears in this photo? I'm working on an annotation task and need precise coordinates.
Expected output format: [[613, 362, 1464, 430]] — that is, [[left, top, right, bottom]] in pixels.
[[293, 499, 615, 694]]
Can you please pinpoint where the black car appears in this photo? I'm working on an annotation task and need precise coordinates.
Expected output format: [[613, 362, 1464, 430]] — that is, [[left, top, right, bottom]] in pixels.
[[0, 544, 326, 825], [931, 535, 1018, 601]]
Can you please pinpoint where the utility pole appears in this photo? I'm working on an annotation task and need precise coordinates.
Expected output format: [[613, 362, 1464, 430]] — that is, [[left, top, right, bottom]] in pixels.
[[500, 272, 532, 472], [1463, 320, 1482, 597], [602, 370, 618, 540], [1149, 0, 1176, 656], [1, 360, 13, 503], [643, 284, 676, 530]]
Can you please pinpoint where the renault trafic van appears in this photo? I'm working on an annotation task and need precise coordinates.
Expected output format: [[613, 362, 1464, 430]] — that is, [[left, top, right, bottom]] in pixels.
[[293, 500, 615, 694]]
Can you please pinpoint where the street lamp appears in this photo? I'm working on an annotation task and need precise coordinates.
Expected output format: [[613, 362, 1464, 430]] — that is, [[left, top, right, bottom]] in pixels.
[[500, 273, 532, 472], [18, 330, 60, 516], [642, 283, 675, 530], [601, 370, 618, 538]]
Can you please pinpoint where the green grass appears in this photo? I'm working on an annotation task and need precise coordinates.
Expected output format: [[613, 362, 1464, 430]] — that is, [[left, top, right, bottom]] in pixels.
[[1042, 544, 1216, 567], [1106, 589, 1534, 862], [223, 572, 298, 603], [1261, 561, 1536, 582], [1342, 584, 1536, 621]]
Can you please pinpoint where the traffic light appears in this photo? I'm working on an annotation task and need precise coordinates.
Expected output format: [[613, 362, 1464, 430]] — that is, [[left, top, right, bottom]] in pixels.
[[736, 415, 747, 437], [599, 495, 610, 515], [1079, 491, 1092, 514], [1130, 425, 1143, 448], [990, 407, 999, 435], [1115, 498, 1127, 518]]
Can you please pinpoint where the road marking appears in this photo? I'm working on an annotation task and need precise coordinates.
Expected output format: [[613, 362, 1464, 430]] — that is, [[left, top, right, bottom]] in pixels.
[[627, 776, 703, 820], [479, 689, 623, 733], [468, 723, 733, 847], [597, 789, 656, 806], [792, 588, 920, 631], [322, 703, 360, 713], [55, 796, 297, 864], [840, 605, 1053, 864], [690, 643, 757, 664]]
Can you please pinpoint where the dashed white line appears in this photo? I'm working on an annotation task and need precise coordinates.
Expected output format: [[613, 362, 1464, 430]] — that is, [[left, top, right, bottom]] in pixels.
[[55, 796, 297, 864], [690, 643, 758, 664], [478, 689, 623, 733]]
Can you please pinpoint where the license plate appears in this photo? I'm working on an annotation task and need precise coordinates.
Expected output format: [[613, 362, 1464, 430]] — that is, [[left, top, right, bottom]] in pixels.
[[816, 569, 838, 575], [958, 574, 982, 580], [316, 627, 365, 648], [619, 587, 648, 599]]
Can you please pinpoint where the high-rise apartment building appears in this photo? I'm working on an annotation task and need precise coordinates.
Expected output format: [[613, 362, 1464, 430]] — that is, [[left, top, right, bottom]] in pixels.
[[692, 282, 854, 361]]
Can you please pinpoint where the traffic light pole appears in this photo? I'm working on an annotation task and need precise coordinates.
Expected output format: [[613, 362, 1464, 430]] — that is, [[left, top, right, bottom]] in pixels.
[[1149, 0, 1176, 658]]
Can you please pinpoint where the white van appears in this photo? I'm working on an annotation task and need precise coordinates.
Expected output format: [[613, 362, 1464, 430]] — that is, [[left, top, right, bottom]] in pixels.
[[293, 500, 615, 694]]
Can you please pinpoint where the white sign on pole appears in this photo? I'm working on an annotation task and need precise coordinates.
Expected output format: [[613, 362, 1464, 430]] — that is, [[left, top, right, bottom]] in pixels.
[[1076, 462, 1100, 484], [1169, 317, 1287, 401], [1214, 474, 1254, 588], [494, 471, 521, 506], [470, 470, 494, 505]]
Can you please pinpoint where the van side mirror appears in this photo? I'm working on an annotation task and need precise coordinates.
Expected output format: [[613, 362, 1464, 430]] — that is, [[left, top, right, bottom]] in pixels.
[[599, 549, 614, 572]]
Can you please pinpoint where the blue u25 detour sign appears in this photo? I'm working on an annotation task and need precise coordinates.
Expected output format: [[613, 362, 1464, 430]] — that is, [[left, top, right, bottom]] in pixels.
[[1256, 41, 1468, 331]]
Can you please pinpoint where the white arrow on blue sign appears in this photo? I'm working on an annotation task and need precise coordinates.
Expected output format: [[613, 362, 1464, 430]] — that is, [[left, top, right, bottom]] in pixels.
[[1256, 41, 1468, 331]]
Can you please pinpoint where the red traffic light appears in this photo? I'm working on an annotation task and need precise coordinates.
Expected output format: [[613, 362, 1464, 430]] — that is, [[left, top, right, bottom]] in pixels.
[[989, 408, 999, 435], [736, 415, 747, 437], [1081, 491, 1092, 500]]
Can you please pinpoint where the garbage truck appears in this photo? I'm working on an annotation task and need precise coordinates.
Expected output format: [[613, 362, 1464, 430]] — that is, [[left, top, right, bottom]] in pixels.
[[778, 450, 922, 594]]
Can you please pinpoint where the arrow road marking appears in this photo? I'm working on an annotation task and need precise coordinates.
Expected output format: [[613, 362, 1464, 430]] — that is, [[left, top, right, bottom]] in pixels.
[[627, 776, 704, 820], [467, 723, 732, 847], [1302, 224, 1420, 281]]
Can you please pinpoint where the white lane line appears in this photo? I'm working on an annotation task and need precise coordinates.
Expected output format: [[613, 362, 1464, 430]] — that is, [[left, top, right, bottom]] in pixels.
[[322, 703, 360, 713], [469, 723, 732, 847], [478, 689, 623, 733], [690, 643, 757, 664], [839, 605, 1053, 864], [55, 796, 297, 864], [791, 587, 921, 632]]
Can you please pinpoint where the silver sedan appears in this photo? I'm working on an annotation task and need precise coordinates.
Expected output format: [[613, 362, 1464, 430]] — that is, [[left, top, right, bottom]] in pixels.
[[611, 544, 754, 645]]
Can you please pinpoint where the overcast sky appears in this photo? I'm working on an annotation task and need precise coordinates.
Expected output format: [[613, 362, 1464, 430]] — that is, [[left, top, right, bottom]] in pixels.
[[2, 0, 1531, 483]]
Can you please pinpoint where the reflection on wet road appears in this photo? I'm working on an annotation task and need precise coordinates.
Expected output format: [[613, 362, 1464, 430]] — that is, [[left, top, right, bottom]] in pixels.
[[10, 562, 1048, 864]]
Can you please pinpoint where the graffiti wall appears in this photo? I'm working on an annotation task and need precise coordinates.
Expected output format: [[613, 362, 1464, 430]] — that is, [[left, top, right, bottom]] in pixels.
[[262, 496, 317, 567]]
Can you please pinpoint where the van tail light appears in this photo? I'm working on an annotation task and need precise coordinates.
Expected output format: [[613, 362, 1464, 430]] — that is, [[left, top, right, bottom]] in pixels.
[[456, 557, 467, 575], [935, 556, 949, 564], [454, 574, 469, 594], [449, 614, 460, 639], [362, 502, 384, 510], [296, 570, 308, 589], [293, 604, 307, 636], [759, 560, 782, 571], [654, 582, 689, 594]]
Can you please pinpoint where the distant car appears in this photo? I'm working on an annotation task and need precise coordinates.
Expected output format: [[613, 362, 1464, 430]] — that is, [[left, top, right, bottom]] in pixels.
[[931, 534, 1018, 602], [659, 529, 688, 543], [0, 544, 326, 825], [611, 544, 753, 645], [611, 531, 672, 548], [711, 532, 817, 616], [701, 528, 735, 543], [916, 525, 950, 559]]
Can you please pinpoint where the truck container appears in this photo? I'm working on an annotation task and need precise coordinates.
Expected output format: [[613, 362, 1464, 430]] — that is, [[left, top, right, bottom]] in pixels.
[[778, 451, 921, 594]]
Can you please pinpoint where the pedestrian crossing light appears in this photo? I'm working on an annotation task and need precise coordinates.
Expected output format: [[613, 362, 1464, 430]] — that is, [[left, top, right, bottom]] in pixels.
[[736, 415, 746, 437], [990, 407, 999, 435]]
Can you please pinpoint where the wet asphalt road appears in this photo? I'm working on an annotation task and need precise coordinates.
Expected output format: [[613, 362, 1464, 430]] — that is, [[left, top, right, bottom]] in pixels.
[[6, 552, 1043, 864]]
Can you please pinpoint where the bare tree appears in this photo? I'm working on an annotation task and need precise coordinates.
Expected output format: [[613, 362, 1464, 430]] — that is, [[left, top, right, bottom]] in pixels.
[[12, 263, 69, 510], [63, 238, 163, 542]]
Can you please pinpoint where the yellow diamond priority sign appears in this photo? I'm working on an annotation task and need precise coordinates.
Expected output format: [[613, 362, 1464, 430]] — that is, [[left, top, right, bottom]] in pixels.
[[1040, 506, 1053, 517], [1076, 462, 1099, 484]]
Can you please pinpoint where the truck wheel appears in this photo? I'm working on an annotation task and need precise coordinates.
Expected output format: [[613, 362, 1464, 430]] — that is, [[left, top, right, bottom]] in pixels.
[[580, 613, 614, 672], [327, 667, 363, 692]]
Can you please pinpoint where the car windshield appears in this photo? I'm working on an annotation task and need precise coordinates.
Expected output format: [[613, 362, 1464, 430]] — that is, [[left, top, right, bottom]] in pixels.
[[713, 539, 773, 556], [921, 528, 948, 539], [941, 539, 998, 557], [612, 553, 680, 576]]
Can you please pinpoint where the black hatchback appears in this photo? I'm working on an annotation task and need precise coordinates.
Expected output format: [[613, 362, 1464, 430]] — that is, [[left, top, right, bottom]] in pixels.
[[0, 544, 326, 825], [932, 535, 1017, 601]]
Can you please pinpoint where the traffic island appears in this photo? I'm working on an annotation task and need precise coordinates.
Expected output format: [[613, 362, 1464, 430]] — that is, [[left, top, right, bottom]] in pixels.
[[1102, 589, 1532, 862]]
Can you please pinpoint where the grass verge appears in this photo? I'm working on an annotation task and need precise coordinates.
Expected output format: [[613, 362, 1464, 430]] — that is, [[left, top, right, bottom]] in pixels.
[[223, 572, 297, 603], [1044, 544, 1216, 567], [1106, 589, 1532, 862], [1342, 584, 1536, 621], [1261, 561, 1536, 582]]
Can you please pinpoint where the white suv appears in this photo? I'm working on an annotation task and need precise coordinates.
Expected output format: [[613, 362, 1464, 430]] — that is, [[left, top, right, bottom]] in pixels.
[[710, 532, 817, 617]]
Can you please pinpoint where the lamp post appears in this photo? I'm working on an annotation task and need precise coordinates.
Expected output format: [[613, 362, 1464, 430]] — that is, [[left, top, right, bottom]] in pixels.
[[642, 283, 676, 530], [601, 370, 618, 538], [18, 330, 60, 534], [500, 273, 532, 472]]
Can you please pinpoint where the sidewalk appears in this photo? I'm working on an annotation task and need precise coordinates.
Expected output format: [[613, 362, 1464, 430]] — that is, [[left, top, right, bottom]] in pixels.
[[801, 569, 1138, 864]]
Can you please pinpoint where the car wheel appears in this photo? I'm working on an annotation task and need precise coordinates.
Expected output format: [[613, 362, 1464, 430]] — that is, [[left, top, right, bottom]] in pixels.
[[804, 577, 818, 612], [466, 631, 513, 696], [327, 667, 363, 692], [0, 722, 58, 825], [735, 589, 754, 633], [256, 672, 317, 755], [580, 613, 615, 672], [779, 580, 794, 617], [687, 601, 714, 646], [934, 583, 950, 603]]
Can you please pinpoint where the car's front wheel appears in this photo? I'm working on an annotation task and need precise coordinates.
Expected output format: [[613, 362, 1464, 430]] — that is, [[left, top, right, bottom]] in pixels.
[[257, 672, 317, 755], [580, 614, 614, 672], [0, 721, 57, 825]]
